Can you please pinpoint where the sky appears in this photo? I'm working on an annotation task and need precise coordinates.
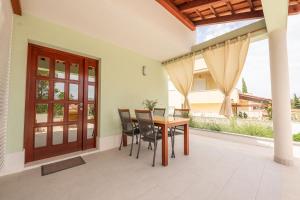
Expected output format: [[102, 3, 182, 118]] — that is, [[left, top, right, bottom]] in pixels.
[[196, 15, 300, 98]]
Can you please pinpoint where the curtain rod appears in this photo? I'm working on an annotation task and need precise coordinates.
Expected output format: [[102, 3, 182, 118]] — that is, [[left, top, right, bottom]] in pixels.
[[162, 27, 266, 65]]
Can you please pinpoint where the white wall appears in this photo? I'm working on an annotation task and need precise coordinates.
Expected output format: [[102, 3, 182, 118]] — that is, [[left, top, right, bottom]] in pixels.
[[0, 0, 13, 170]]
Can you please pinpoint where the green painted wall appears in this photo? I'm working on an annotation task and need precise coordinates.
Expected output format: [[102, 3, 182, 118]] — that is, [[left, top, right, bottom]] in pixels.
[[7, 14, 168, 153]]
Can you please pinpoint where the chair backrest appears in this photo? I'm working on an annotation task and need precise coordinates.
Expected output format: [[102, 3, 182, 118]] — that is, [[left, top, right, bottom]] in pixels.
[[135, 110, 155, 139], [118, 109, 133, 132], [153, 108, 166, 117], [173, 108, 190, 118]]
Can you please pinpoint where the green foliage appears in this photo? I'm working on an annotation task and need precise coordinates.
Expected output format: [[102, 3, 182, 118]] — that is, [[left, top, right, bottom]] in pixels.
[[36, 104, 48, 113], [190, 118, 272, 138], [233, 123, 273, 138], [189, 118, 221, 131], [54, 104, 64, 116], [142, 99, 158, 111], [54, 88, 65, 100], [182, 111, 190, 118], [229, 117, 238, 128], [242, 78, 248, 93], [190, 117, 300, 142], [238, 112, 243, 118], [37, 80, 49, 99], [292, 94, 300, 109], [265, 104, 272, 120], [293, 133, 300, 142], [238, 112, 248, 119]]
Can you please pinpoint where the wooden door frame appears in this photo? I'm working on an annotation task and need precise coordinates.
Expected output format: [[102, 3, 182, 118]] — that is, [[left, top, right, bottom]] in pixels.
[[82, 58, 99, 150], [24, 43, 100, 163]]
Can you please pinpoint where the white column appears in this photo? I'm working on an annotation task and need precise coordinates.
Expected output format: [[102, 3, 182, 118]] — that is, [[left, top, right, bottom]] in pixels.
[[268, 28, 293, 166]]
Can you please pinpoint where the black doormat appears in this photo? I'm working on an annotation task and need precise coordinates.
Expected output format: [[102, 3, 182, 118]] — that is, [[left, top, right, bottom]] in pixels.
[[41, 156, 86, 176]]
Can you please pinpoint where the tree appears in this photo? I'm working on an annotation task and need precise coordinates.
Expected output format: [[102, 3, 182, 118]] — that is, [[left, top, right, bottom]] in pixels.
[[242, 78, 248, 94], [265, 104, 272, 120], [292, 94, 300, 109]]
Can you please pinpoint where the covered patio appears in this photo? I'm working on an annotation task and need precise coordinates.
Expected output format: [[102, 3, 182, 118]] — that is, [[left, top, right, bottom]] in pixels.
[[1, 133, 300, 200], [1, 0, 300, 199]]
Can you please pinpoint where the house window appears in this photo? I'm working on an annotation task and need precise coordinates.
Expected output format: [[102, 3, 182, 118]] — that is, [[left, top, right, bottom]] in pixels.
[[192, 78, 206, 92]]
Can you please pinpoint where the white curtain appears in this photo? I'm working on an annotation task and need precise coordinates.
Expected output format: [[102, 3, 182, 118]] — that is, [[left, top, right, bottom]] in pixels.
[[165, 56, 195, 109], [203, 35, 250, 117]]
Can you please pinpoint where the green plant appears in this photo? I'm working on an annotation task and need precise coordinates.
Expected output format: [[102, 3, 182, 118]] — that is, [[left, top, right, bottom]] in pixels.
[[265, 104, 272, 120], [190, 117, 300, 142], [229, 117, 238, 128], [189, 118, 221, 131], [142, 99, 158, 111], [190, 117, 273, 138], [292, 94, 300, 109], [242, 78, 248, 93], [234, 123, 273, 138], [293, 133, 300, 142], [238, 111, 243, 118]]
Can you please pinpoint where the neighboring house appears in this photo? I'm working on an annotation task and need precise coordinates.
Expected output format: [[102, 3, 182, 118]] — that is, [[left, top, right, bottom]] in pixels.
[[189, 64, 238, 117], [233, 93, 272, 119], [189, 63, 271, 119]]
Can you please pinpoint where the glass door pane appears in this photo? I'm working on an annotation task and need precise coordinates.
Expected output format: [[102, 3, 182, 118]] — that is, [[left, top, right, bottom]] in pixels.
[[37, 56, 50, 77], [52, 126, 64, 145], [55, 60, 66, 79], [68, 124, 78, 143], [25, 44, 98, 162], [36, 80, 49, 100], [83, 59, 97, 148]]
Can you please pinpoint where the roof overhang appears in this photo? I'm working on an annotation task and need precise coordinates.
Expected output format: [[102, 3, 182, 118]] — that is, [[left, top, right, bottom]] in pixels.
[[192, 19, 267, 52], [239, 93, 272, 103], [162, 19, 267, 64], [20, 0, 197, 61], [156, 0, 300, 31], [10, 0, 22, 15]]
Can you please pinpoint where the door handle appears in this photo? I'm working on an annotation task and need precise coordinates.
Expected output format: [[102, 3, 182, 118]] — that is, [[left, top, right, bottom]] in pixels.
[[79, 103, 83, 111]]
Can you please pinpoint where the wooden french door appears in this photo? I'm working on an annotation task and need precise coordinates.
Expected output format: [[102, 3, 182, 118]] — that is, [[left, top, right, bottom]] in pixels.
[[24, 44, 98, 162]]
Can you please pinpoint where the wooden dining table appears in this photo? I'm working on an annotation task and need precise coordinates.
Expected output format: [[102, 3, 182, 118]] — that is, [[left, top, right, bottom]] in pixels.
[[124, 116, 190, 166]]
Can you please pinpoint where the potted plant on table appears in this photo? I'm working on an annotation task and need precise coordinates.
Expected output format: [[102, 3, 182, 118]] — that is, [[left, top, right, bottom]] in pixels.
[[143, 99, 158, 112]]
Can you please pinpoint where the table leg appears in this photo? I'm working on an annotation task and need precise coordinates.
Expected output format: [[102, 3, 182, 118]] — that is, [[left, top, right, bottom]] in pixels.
[[122, 134, 127, 147], [161, 125, 168, 166], [184, 123, 189, 155]]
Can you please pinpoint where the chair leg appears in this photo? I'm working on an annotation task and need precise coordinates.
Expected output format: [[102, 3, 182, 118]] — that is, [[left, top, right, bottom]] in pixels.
[[171, 129, 175, 158], [136, 134, 142, 159], [129, 135, 134, 156], [152, 141, 158, 167], [148, 142, 152, 150], [119, 133, 123, 151]]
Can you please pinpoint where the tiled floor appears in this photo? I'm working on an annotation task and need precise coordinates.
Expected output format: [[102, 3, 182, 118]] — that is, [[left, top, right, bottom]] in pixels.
[[1, 131, 300, 200]]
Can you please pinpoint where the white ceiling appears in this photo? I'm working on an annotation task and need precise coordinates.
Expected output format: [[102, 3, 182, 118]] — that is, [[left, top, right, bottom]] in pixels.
[[22, 0, 196, 61]]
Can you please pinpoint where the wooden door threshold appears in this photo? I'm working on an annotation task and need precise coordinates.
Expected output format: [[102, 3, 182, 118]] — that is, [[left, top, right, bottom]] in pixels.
[[24, 148, 99, 170]]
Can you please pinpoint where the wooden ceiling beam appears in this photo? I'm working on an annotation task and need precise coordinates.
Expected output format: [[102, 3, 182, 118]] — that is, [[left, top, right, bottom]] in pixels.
[[195, 9, 204, 19], [209, 6, 218, 17], [194, 10, 264, 25], [157, 0, 300, 29], [11, 0, 22, 15], [156, 0, 196, 31], [226, 1, 234, 14], [179, 0, 221, 13], [247, 0, 254, 10], [289, 3, 300, 14]]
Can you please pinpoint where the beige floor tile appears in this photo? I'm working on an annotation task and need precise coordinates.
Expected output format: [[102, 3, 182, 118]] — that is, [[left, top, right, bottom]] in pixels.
[[1, 133, 300, 200]]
